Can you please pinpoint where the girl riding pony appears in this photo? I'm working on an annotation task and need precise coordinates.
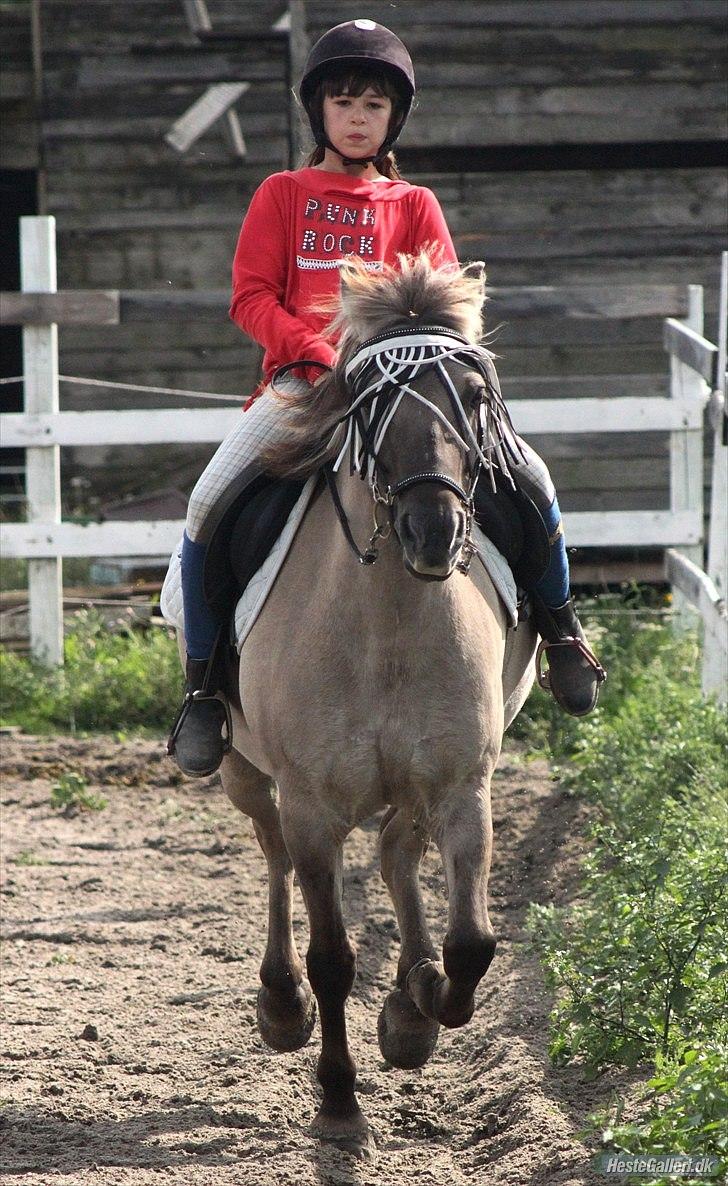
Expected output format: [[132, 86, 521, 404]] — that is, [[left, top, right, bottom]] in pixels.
[[168, 19, 605, 777]]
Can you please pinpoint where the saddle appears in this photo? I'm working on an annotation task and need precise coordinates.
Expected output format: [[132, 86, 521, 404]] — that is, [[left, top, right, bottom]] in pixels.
[[201, 466, 549, 635], [202, 472, 308, 619], [474, 472, 550, 590]]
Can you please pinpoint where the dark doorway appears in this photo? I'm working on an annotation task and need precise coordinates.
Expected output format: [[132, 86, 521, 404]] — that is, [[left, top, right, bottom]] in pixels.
[[0, 168, 38, 510]]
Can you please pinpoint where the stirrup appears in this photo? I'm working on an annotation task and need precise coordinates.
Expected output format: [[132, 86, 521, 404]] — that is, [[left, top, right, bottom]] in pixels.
[[166, 689, 233, 758], [535, 635, 607, 692]]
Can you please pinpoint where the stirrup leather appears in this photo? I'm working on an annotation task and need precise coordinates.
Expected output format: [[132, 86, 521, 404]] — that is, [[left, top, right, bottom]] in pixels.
[[535, 635, 607, 692]]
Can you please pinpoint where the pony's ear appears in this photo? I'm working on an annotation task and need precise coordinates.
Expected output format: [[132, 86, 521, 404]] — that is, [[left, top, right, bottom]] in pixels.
[[461, 260, 487, 299], [338, 254, 367, 292]]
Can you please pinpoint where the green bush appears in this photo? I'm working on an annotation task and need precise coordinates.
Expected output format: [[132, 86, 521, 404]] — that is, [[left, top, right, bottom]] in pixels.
[[526, 602, 727, 1177], [596, 1044, 728, 1183], [0, 610, 182, 733]]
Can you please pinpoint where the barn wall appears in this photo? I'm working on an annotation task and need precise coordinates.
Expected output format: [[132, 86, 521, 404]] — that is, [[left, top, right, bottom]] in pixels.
[[5, 0, 728, 524]]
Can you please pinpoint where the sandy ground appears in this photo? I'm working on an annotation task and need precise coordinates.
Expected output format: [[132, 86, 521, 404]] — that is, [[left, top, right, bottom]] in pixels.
[[0, 732, 634, 1185]]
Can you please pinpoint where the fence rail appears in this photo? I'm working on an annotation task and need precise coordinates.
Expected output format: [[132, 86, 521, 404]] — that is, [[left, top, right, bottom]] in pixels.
[[0, 218, 724, 697]]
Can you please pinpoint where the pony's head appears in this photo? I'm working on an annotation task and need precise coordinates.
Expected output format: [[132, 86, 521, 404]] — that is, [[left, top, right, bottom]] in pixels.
[[264, 251, 510, 580]]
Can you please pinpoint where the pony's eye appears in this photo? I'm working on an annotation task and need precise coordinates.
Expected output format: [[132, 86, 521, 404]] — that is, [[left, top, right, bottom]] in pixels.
[[465, 379, 485, 410]]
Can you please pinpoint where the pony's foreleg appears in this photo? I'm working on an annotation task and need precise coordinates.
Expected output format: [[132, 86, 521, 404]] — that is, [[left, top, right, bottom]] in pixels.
[[279, 798, 373, 1159], [376, 808, 440, 1068], [406, 779, 497, 1029], [220, 749, 315, 1052]]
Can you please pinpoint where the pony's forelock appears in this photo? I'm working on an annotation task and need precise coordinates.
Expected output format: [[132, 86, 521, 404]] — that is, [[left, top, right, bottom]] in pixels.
[[262, 251, 488, 478]]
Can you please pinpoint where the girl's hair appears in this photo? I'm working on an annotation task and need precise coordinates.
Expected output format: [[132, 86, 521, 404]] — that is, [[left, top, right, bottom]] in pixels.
[[301, 65, 406, 179]]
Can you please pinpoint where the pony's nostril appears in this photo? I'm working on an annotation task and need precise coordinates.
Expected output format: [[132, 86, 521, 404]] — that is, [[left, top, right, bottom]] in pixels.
[[399, 512, 420, 549]]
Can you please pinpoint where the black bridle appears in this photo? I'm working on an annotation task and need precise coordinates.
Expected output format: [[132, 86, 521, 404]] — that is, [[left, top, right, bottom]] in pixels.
[[322, 324, 524, 567]]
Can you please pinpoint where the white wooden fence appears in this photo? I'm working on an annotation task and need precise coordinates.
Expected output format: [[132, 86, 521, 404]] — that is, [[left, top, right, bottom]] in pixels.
[[0, 217, 725, 699], [664, 252, 728, 702]]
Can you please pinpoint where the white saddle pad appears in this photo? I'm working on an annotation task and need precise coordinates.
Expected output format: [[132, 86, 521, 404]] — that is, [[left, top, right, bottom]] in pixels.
[[160, 483, 518, 652]]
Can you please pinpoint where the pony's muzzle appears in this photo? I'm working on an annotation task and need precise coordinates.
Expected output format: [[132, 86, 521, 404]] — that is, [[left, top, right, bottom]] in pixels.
[[396, 496, 468, 580]]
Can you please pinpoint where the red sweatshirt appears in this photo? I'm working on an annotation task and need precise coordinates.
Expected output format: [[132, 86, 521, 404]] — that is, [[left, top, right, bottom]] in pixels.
[[230, 167, 458, 382]]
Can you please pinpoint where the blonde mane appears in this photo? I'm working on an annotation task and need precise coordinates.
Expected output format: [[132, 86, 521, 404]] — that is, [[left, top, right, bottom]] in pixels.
[[263, 251, 487, 477]]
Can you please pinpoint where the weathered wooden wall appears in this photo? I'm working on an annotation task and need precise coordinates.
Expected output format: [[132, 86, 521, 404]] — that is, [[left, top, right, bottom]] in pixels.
[[2, 0, 726, 532]]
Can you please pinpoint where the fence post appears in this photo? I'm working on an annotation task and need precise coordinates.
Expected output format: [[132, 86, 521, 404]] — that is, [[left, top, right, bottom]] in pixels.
[[703, 252, 728, 699], [669, 285, 706, 623], [21, 215, 64, 666]]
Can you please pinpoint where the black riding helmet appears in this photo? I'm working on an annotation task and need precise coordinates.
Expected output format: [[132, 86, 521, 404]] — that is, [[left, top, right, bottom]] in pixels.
[[299, 19, 415, 164]]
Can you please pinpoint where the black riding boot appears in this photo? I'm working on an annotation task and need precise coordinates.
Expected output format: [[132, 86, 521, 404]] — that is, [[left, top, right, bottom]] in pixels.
[[534, 597, 606, 717], [167, 657, 231, 777]]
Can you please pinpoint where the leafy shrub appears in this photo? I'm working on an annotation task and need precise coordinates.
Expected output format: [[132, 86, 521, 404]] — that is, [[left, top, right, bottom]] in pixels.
[[596, 1045, 728, 1184], [0, 610, 181, 733], [526, 602, 727, 1176]]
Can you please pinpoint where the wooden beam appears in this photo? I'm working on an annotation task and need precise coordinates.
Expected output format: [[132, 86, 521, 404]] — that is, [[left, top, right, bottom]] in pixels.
[[1, 520, 184, 560], [491, 285, 690, 319], [663, 317, 719, 387], [1, 408, 242, 448], [511, 396, 705, 434], [118, 290, 228, 321], [0, 287, 699, 327], [20, 217, 63, 666], [0, 394, 705, 450], [181, 0, 212, 35], [288, 1, 310, 165], [0, 290, 120, 326], [165, 82, 250, 153], [0, 510, 703, 561]]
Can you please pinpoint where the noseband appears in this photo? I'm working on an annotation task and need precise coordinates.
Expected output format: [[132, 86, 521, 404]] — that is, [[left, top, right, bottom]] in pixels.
[[324, 324, 524, 567]]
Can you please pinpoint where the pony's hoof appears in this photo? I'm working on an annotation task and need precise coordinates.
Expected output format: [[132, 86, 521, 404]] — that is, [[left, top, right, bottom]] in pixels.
[[309, 1108, 376, 1162], [256, 980, 316, 1052], [377, 988, 440, 1068]]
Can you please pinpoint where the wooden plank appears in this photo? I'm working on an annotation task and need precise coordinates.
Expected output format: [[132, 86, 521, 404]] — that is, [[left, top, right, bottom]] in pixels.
[[665, 549, 724, 611], [309, 2, 728, 28], [75, 45, 284, 89], [0, 290, 120, 326], [669, 289, 707, 617], [0, 508, 702, 560], [0, 408, 242, 447], [165, 82, 250, 153], [0, 520, 185, 559], [0, 395, 704, 450], [118, 290, 229, 321], [20, 217, 63, 666], [181, 0, 211, 34], [665, 548, 727, 702], [490, 285, 690, 319], [707, 252, 727, 602], [664, 318, 720, 387], [511, 397, 704, 433], [563, 510, 702, 547], [32, 286, 681, 325]]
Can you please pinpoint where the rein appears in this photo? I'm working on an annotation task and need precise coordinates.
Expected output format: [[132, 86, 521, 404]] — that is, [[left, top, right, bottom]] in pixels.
[[323, 324, 524, 566]]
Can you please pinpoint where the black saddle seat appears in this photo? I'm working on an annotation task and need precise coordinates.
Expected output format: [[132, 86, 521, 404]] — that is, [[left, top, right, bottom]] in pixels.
[[203, 473, 308, 618], [474, 471, 550, 590]]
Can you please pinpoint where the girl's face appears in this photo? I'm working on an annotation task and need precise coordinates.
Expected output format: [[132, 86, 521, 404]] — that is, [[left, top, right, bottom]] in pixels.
[[322, 88, 393, 160]]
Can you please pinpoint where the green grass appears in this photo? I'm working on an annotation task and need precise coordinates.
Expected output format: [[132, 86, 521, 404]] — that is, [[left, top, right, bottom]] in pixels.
[[0, 609, 181, 733], [50, 771, 107, 814]]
